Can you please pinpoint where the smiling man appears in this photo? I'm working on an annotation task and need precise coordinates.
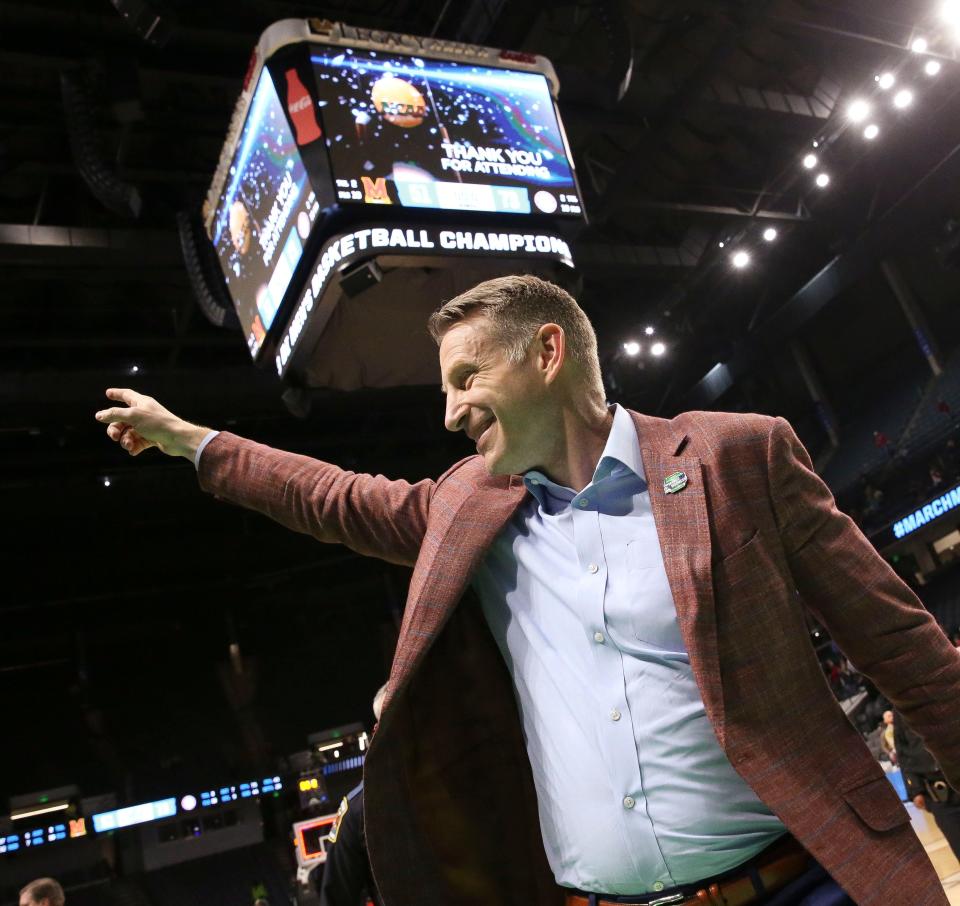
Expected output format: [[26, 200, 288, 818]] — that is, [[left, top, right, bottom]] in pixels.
[[96, 275, 959, 906]]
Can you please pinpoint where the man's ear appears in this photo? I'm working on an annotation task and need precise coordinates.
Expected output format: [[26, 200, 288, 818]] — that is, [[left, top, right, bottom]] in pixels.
[[534, 323, 565, 383]]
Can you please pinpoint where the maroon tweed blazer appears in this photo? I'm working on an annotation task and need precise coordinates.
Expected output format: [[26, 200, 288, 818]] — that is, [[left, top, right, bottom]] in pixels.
[[197, 409, 960, 906]]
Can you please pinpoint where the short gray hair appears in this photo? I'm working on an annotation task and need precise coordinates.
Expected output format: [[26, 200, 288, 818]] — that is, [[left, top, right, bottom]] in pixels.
[[20, 879, 65, 906], [427, 275, 604, 400]]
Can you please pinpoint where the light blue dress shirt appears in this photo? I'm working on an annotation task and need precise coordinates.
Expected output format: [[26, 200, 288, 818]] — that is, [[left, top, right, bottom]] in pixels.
[[472, 405, 785, 895]]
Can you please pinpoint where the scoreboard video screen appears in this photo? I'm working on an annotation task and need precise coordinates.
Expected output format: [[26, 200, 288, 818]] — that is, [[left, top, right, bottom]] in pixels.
[[309, 47, 583, 217], [204, 21, 584, 365], [210, 68, 320, 358]]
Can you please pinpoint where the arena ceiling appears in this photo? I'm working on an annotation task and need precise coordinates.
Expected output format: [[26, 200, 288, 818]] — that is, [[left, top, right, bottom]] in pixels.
[[3, 0, 960, 798]]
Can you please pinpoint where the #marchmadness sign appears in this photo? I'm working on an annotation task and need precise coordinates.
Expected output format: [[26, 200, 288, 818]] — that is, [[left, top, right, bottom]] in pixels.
[[274, 223, 574, 377], [892, 482, 960, 539]]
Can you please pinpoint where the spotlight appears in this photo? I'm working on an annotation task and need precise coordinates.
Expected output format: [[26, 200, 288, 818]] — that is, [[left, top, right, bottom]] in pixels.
[[847, 99, 871, 123], [180, 795, 197, 811], [644, 326, 655, 336], [863, 123, 880, 140], [731, 250, 751, 269], [622, 341, 641, 356], [102, 477, 112, 488], [762, 227, 778, 242], [718, 241, 725, 248], [925, 59, 942, 76], [893, 89, 914, 108], [650, 342, 666, 357], [911, 37, 928, 53], [876, 72, 896, 90], [802, 153, 818, 169], [815, 173, 830, 188], [130, 364, 140, 375], [943, 0, 960, 25]]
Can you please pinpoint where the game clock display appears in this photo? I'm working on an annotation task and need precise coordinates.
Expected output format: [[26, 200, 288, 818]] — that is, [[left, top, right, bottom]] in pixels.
[[310, 47, 583, 217]]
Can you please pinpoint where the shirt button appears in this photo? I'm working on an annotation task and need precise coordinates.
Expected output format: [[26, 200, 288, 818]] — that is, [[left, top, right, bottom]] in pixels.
[[587, 563, 599, 574], [594, 631, 605, 644], [610, 709, 621, 721], [529, 478, 540, 485], [653, 882, 664, 892], [623, 796, 635, 809], [578, 498, 589, 508]]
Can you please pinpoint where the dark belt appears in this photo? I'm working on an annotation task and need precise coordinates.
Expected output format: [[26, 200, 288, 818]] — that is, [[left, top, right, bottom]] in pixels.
[[564, 835, 812, 906]]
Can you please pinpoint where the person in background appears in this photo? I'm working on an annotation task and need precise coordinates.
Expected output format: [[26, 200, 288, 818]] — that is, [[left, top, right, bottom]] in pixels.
[[319, 684, 388, 906], [881, 710, 897, 764], [873, 429, 893, 458], [895, 710, 960, 859], [19, 878, 64, 906]]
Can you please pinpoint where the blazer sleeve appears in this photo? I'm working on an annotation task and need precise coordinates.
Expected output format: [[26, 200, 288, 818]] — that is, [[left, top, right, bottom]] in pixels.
[[766, 416, 960, 790], [197, 432, 433, 567]]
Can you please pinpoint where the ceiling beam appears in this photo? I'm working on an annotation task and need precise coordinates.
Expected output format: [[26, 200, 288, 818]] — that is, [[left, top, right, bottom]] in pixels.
[[617, 200, 809, 221]]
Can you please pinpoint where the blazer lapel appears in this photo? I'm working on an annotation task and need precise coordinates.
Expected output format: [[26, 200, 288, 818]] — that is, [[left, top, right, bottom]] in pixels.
[[630, 411, 725, 744], [390, 475, 528, 697]]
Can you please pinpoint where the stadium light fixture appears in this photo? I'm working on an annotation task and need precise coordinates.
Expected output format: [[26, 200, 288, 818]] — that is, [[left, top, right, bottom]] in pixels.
[[847, 99, 871, 123], [644, 326, 655, 336], [893, 89, 914, 109], [863, 123, 880, 140], [815, 173, 830, 188], [731, 250, 751, 269], [623, 341, 641, 356], [802, 153, 818, 169], [925, 59, 942, 76], [943, 0, 960, 25], [102, 477, 112, 488], [876, 72, 896, 90], [651, 342, 666, 357], [763, 227, 778, 242], [911, 37, 929, 53]]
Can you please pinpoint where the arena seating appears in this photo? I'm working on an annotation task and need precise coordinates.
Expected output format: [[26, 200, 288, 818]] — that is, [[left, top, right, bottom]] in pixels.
[[898, 347, 960, 454], [821, 357, 929, 494]]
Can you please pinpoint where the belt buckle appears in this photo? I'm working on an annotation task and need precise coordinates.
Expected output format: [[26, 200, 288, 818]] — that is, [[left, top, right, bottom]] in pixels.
[[646, 895, 686, 906]]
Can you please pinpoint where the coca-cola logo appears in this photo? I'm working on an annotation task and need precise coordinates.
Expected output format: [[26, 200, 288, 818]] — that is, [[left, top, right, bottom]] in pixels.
[[289, 96, 312, 113]]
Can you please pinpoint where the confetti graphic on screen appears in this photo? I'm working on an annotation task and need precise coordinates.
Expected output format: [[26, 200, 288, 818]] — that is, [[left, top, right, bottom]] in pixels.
[[311, 48, 581, 216]]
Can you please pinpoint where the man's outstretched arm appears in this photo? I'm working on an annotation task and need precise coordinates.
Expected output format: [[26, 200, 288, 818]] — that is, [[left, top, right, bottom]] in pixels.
[[96, 388, 433, 567]]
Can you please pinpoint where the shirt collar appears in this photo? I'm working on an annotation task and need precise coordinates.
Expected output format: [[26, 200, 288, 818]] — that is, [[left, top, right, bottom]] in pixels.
[[523, 404, 645, 508]]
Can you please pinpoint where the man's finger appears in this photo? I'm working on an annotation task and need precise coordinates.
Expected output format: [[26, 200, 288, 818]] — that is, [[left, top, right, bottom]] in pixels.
[[105, 388, 141, 407], [126, 434, 154, 456], [96, 406, 136, 424]]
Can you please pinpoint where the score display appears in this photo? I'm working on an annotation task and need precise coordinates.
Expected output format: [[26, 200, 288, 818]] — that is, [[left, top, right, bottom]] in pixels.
[[210, 68, 320, 358], [310, 47, 582, 217]]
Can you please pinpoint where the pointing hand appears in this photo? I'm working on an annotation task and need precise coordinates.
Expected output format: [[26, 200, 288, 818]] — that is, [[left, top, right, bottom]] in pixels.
[[95, 388, 210, 460]]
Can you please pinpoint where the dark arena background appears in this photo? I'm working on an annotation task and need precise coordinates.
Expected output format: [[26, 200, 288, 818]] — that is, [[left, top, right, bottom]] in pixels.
[[4, 0, 960, 904]]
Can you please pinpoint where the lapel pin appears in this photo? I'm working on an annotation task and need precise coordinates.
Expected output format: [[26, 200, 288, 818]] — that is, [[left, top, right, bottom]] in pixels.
[[663, 470, 688, 494]]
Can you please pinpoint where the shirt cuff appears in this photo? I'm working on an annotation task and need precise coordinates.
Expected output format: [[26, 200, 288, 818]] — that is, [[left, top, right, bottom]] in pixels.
[[194, 430, 220, 470]]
